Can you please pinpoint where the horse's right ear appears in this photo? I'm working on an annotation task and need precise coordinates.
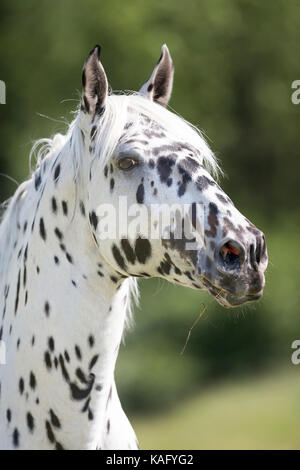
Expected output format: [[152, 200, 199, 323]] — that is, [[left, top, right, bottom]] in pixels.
[[82, 45, 108, 118]]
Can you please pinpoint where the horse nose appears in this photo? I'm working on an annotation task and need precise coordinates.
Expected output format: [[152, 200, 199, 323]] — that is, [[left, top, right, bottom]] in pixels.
[[216, 233, 267, 273], [216, 239, 245, 272]]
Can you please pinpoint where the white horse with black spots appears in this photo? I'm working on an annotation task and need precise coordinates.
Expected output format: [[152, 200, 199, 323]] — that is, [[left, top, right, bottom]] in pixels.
[[0, 45, 268, 449]]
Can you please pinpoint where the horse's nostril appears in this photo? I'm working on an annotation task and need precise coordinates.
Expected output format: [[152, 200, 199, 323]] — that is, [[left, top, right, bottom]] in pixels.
[[219, 240, 243, 270]]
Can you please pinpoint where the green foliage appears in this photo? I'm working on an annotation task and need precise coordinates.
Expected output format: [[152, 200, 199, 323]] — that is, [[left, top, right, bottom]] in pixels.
[[133, 367, 300, 449]]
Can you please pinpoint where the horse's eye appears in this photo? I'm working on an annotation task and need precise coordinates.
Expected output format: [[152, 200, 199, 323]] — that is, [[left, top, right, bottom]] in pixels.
[[118, 157, 138, 171]]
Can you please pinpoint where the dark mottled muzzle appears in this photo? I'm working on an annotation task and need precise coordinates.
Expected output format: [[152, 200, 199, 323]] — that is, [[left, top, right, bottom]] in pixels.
[[199, 215, 268, 308]]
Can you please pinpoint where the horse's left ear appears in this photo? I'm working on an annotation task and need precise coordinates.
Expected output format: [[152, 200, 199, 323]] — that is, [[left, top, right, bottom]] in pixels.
[[82, 45, 108, 117], [139, 44, 174, 107]]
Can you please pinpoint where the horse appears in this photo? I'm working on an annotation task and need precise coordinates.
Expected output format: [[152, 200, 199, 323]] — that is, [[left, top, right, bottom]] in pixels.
[[0, 44, 268, 449]]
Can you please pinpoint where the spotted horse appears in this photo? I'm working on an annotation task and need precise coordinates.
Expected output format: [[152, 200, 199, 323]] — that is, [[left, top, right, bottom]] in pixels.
[[0, 45, 268, 449]]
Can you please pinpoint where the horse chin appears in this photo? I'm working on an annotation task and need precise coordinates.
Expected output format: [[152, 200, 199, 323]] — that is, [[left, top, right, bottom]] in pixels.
[[209, 287, 264, 309], [203, 278, 264, 308]]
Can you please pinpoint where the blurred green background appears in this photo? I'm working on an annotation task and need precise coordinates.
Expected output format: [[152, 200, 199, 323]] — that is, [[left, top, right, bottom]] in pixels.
[[1, 0, 300, 449]]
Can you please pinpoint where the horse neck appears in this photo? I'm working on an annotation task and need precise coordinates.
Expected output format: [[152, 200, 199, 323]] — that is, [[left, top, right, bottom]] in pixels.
[[0, 154, 135, 449]]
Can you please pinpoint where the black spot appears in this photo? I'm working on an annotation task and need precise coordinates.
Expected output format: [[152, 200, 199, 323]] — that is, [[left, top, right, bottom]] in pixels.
[[112, 244, 127, 271], [110, 178, 115, 191], [121, 238, 136, 264], [62, 201, 68, 216], [14, 270, 21, 315], [48, 337, 55, 352], [185, 156, 201, 172], [205, 202, 219, 238], [54, 256, 59, 265], [46, 420, 55, 443], [159, 259, 171, 275], [59, 354, 70, 383], [44, 301, 50, 317], [70, 375, 94, 400], [23, 266, 27, 288], [147, 83, 154, 92], [196, 175, 215, 192], [50, 409, 61, 429], [216, 193, 228, 204], [89, 211, 98, 231], [90, 125, 97, 140], [184, 271, 194, 281], [104, 165, 108, 178], [66, 252, 73, 264], [64, 350, 70, 363], [177, 163, 192, 197], [39, 218, 46, 241], [54, 227, 63, 240], [54, 164, 61, 182], [136, 183, 145, 204], [89, 354, 99, 370], [26, 412, 34, 432], [88, 335, 95, 348], [45, 351, 52, 369], [6, 409, 11, 423], [156, 156, 176, 184], [191, 202, 197, 230], [51, 197, 57, 214], [79, 201, 86, 217], [35, 172, 42, 190], [19, 377, 24, 395], [75, 345, 82, 360], [76, 368, 88, 384], [12, 428, 19, 447], [135, 237, 152, 264], [29, 371, 37, 390]]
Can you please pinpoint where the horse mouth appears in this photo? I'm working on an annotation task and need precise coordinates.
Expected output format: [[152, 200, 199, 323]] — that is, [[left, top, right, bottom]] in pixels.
[[203, 278, 263, 308]]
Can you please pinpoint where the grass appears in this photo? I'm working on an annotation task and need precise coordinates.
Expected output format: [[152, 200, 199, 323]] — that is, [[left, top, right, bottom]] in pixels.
[[133, 366, 300, 449]]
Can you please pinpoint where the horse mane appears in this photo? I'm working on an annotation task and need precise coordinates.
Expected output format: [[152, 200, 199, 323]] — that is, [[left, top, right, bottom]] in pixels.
[[0, 92, 221, 330]]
